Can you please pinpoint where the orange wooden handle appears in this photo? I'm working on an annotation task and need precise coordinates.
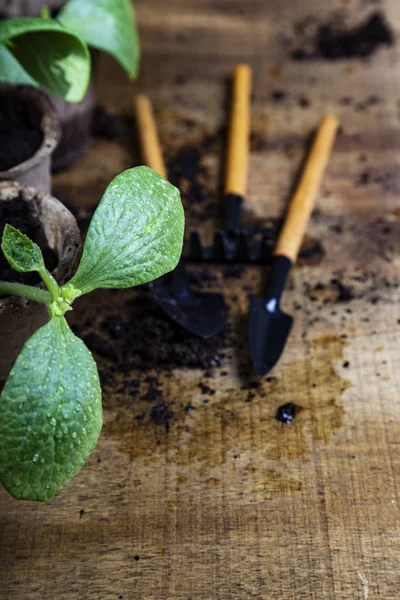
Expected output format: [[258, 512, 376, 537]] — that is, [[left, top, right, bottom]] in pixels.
[[224, 64, 252, 197], [135, 94, 167, 178], [275, 115, 339, 262]]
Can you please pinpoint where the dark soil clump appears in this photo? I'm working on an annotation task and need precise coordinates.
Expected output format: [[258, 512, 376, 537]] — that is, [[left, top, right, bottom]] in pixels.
[[276, 402, 302, 424], [0, 92, 43, 171], [142, 376, 163, 402], [102, 315, 127, 339], [91, 105, 135, 153], [298, 238, 326, 266], [167, 132, 222, 225], [291, 12, 394, 61], [0, 195, 57, 288], [150, 403, 174, 430], [91, 105, 130, 140], [271, 90, 286, 102], [331, 279, 354, 301], [168, 146, 207, 205], [83, 333, 118, 361]]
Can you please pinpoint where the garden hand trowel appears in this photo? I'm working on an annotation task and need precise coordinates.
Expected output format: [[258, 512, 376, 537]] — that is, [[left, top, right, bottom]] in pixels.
[[135, 94, 227, 339], [249, 115, 339, 377]]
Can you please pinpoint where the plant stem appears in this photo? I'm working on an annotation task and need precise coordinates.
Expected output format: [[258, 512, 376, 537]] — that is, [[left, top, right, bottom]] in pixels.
[[38, 267, 60, 302], [40, 6, 51, 18], [0, 282, 50, 304]]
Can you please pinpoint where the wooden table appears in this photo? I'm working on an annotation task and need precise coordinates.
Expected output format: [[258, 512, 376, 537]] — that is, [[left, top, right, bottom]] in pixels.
[[2, 1, 400, 598]]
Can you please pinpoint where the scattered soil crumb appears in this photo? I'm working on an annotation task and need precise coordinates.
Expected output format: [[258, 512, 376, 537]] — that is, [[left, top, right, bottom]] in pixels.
[[271, 90, 286, 102], [298, 237, 326, 266], [276, 402, 302, 424], [91, 105, 134, 143], [168, 142, 218, 224], [291, 12, 394, 61], [331, 279, 354, 301], [150, 403, 174, 430]]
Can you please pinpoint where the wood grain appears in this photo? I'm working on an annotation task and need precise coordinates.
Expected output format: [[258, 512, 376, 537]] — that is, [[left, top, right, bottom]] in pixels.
[[2, 0, 400, 598]]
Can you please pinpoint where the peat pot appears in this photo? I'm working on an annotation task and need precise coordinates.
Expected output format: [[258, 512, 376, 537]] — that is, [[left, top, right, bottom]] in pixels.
[[0, 181, 81, 382], [0, 85, 60, 194], [0, 2, 96, 172]]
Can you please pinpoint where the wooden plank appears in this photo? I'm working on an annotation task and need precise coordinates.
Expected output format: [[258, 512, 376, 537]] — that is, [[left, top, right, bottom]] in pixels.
[[1, 1, 400, 598]]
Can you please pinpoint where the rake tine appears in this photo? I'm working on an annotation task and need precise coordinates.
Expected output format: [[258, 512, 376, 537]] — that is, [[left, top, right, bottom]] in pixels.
[[259, 230, 275, 262], [189, 231, 203, 260], [213, 231, 228, 261], [235, 231, 250, 261]]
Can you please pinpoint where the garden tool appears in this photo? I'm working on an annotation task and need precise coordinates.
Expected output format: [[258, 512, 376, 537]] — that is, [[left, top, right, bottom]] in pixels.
[[135, 94, 227, 339], [249, 115, 339, 377], [188, 64, 274, 263]]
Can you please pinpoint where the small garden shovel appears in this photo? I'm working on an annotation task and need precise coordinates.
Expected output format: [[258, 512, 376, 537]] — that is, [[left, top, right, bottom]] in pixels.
[[249, 115, 339, 377], [135, 95, 227, 339]]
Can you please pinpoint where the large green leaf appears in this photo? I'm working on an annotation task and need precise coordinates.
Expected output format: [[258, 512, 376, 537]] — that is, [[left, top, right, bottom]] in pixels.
[[68, 166, 184, 295], [2, 224, 44, 273], [59, 0, 140, 78], [0, 316, 102, 501], [0, 17, 90, 102], [0, 43, 37, 86]]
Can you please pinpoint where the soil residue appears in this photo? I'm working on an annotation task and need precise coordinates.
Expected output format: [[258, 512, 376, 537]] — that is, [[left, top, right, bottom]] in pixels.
[[168, 143, 218, 225], [291, 12, 394, 61], [276, 402, 302, 424], [124, 296, 226, 371], [0, 92, 43, 171], [76, 290, 226, 439], [331, 279, 354, 301], [169, 334, 351, 468], [150, 403, 174, 431], [78, 292, 226, 401], [91, 105, 134, 145], [298, 236, 326, 267], [0, 195, 57, 287]]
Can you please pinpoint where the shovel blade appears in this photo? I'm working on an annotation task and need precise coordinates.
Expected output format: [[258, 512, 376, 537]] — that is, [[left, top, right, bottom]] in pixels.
[[249, 295, 293, 377], [150, 278, 227, 339]]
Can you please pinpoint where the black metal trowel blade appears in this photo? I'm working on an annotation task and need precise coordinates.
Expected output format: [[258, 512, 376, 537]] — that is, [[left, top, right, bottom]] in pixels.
[[249, 295, 293, 377], [149, 262, 227, 339], [248, 255, 293, 377]]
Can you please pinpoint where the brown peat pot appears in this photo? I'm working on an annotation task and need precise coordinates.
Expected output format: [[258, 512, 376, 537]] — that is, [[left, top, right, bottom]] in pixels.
[[0, 181, 81, 383], [0, 85, 60, 194]]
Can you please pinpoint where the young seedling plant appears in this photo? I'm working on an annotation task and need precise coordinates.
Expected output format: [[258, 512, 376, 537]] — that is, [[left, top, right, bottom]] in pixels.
[[0, 166, 184, 502]]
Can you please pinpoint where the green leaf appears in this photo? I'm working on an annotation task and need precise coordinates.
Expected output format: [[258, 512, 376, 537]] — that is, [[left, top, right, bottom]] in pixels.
[[1, 224, 44, 272], [0, 17, 90, 102], [68, 166, 184, 294], [0, 43, 37, 86], [59, 0, 140, 78], [0, 316, 102, 502]]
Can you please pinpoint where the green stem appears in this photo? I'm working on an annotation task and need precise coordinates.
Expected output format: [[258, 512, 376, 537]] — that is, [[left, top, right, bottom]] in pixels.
[[0, 281, 50, 304], [38, 267, 60, 302], [40, 6, 51, 18]]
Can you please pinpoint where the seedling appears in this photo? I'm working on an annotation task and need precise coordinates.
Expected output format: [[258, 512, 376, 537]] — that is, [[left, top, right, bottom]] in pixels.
[[0, 166, 184, 501], [0, 0, 140, 101]]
